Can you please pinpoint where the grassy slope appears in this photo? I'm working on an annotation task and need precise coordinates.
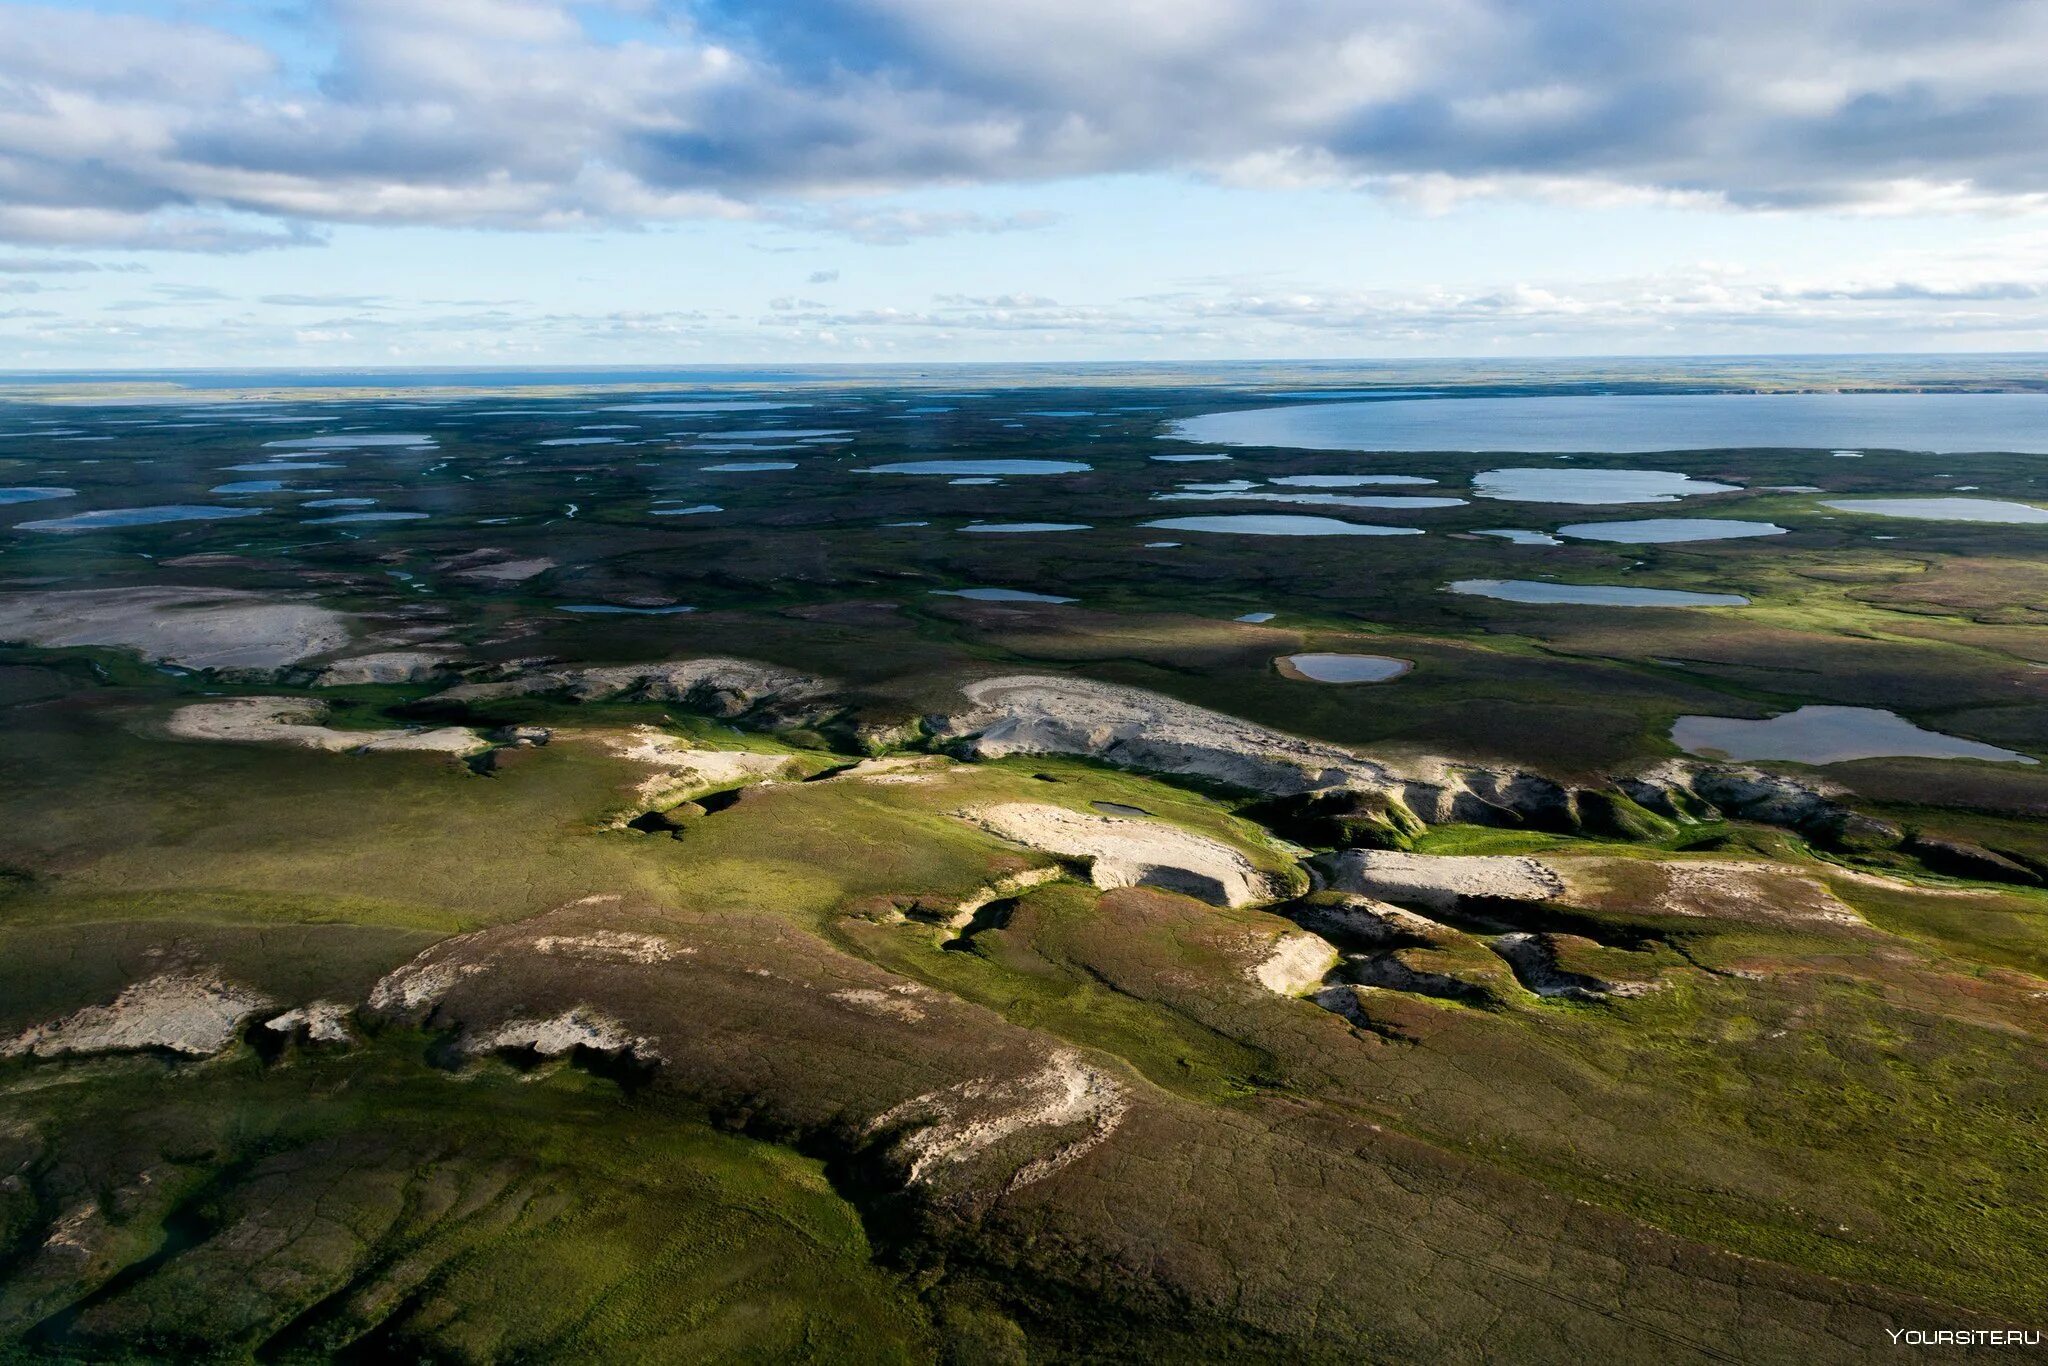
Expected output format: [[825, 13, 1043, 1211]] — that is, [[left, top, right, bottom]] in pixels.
[[7, 389, 2048, 1354]]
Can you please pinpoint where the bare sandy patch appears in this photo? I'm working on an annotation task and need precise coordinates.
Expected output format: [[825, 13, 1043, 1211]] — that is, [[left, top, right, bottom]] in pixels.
[[367, 938, 487, 1012], [1252, 931, 1340, 995], [596, 726, 799, 805], [440, 658, 825, 718], [439, 550, 557, 582], [1555, 857, 1868, 929], [941, 674, 1392, 796], [166, 697, 487, 755], [819, 755, 956, 785], [1317, 850, 1563, 912], [966, 802, 1282, 907], [310, 650, 458, 685], [867, 1049, 1128, 1191], [531, 930, 689, 964], [264, 1001, 355, 1044], [0, 587, 352, 671], [462, 1008, 661, 1062], [5, 972, 273, 1059], [831, 986, 929, 1021]]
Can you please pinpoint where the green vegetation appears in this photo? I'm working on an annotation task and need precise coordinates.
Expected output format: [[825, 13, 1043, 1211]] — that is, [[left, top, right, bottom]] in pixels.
[[0, 1038, 936, 1361], [5, 378, 2048, 1359]]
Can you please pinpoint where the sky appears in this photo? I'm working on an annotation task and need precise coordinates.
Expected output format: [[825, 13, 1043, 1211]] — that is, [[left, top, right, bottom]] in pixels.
[[3, 0, 2048, 368]]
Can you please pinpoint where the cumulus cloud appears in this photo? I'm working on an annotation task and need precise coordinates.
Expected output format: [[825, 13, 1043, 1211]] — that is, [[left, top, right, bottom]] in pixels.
[[4, 0, 2048, 249], [742, 235, 2048, 349], [0, 257, 125, 274], [774, 208, 1061, 245], [12, 239, 2048, 363], [260, 293, 391, 307]]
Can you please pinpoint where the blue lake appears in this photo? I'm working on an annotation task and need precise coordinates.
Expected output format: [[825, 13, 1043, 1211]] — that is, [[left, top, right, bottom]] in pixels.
[[862, 459, 1090, 476], [1154, 491, 1464, 511], [1169, 394, 2048, 454], [1473, 468, 1742, 504], [308, 511, 430, 524], [1820, 497, 2048, 524], [1143, 514, 1422, 537], [1278, 653, 1412, 683], [1449, 579, 1749, 607], [1673, 706, 2035, 765], [1556, 519, 1788, 544], [932, 587, 1077, 603], [605, 402, 799, 413], [17, 505, 261, 531], [558, 604, 697, 615], [265, 433, 435, 449], [1269, 474, 1437, 487]]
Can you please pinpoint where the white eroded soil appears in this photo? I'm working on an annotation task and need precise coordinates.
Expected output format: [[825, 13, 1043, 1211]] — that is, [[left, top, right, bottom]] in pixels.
[[166, 697, 487, 754], [866, 1049, 1128, 1191], [263, 1001, 356, 1044], [4, 973, 274, 1058], [941, 674, 1391, 796], [966, 801, 1283, 907], [1318, 850, 1564, 912], [1251, 930, 1341, 995], [596, 726, 799, 805], [462, 1008, 660, 1061], [0, 587, 353, 671]]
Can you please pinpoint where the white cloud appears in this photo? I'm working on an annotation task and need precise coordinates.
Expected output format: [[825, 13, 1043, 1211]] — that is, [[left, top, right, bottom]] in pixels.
[[2, 1, 2047, 249]]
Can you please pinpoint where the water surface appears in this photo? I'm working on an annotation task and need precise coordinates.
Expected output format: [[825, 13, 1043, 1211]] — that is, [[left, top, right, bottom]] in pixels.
[[862, 459, 1090, 476], [1169, 394, 2048, 454], [0, 487, 75, 505], [1277, 653, 1412, 683], [1556, 519, 1787, 543], [1476, 528, 1562, 546], [1091, 801, 1152, 816], [1270, 474, 1437, 487], [308, 511, 430, 524], [1154, 491, 1464, 510], [17, 505, 261, 531], [558, 604, 697, 615], [701, 428, 848, 440], [1474, 468, 1742, 504], [264, 433, 435, 449], [605, 401, 798, 413], [1448, 579, 1748, 607], [1819, 497, 2048, 524], [1673, 705, 2035, 765], [1142, 514, 1422, 537], [931, 587, 1077, 603], [962, 522, 1092, 533]]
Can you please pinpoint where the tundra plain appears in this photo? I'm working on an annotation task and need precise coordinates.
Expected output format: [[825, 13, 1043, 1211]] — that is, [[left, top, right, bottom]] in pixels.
[[2, 363, 2046, 1363]]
